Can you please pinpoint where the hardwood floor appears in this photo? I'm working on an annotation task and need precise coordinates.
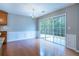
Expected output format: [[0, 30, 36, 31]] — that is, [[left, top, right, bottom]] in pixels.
[[2, 39, 39, 56], [0, 39, 79, 56]]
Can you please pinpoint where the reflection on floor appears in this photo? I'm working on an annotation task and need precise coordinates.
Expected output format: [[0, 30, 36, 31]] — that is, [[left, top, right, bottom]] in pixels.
[[1, 39, 79, 56], [40, 39, 79, 56], [40, 34, 65, 46]]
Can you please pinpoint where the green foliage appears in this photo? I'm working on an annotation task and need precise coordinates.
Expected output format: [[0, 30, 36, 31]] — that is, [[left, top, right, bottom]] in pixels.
[[39, 15, 65, 37]]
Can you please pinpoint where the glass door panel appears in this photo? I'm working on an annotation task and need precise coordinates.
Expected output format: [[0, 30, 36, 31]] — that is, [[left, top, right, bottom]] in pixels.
[[39, 14, 66, 46], [39, 19, 46, 39], [53, 15, 65, 46], [50, 17, 54, 42], [45, 18, 51, 41]]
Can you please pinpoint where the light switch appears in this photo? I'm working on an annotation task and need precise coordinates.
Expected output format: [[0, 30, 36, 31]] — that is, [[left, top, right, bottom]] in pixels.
[[68, 27, 71, 30]]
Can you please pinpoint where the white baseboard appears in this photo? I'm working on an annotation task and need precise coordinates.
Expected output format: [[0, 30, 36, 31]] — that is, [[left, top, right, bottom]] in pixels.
[[7, 38, 36, 43], [66, 46, 79, 53], [75, 50, 79, 53], [67, 47, 79, 53]]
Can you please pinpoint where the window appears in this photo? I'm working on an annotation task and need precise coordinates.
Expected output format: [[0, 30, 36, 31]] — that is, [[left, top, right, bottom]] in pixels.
[[39, 14, 66, 46]]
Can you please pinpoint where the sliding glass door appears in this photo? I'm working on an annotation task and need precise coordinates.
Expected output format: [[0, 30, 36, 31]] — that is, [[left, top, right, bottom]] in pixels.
[[53, 15, 66, 45], [39, 19, 46, 39], [45, 18, 52, 41], [39, 14, 66, 46]]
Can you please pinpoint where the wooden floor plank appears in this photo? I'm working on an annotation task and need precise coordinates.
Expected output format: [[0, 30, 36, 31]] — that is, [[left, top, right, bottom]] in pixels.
[[0, 39, 79, 56]]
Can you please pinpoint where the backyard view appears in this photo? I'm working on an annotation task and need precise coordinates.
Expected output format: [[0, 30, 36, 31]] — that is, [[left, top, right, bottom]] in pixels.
[[39, 14, 66, 46]]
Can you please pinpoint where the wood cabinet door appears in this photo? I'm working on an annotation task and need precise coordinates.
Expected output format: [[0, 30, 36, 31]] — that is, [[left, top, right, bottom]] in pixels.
[[0, 11, 7, 25]]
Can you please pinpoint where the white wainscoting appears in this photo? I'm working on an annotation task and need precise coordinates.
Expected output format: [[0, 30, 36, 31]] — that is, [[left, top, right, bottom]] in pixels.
[[66, 34, 76, 50], [7, 31, 36, 42]]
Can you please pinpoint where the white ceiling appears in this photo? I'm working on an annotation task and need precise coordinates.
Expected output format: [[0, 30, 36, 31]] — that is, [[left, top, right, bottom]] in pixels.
[[0, 3, 74, 18]]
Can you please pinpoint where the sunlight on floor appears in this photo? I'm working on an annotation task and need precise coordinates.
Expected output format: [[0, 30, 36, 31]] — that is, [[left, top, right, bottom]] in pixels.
[[40, 34, 65, 46]]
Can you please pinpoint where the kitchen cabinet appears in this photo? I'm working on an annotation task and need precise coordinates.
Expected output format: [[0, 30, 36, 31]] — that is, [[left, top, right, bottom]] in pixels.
[[0, 10, 8, 25], [0, 10, 7, 44]]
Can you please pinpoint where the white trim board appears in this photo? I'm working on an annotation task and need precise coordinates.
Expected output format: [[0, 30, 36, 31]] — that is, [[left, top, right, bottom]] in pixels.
[[65, 34, 79, 53]]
